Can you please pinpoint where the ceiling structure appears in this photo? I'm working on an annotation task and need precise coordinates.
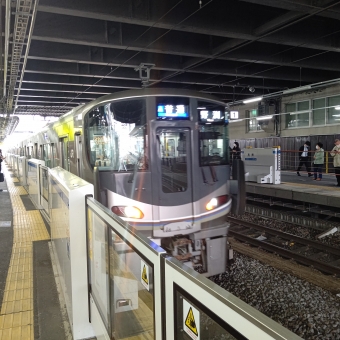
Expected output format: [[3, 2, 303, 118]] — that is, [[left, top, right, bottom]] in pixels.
[[2, 0, 340, 139]]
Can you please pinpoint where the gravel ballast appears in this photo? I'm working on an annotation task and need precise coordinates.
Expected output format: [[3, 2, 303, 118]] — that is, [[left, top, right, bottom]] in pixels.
[[210, 253, 340, 339]]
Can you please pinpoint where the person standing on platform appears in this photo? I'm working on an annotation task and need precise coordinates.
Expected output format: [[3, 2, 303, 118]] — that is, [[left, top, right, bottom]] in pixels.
[[330, 139, 340, 187], [232, 142, 241, 160], [313, 142, 324, 181], [297, 141, 312, 177], [0, 149, 4, 173]]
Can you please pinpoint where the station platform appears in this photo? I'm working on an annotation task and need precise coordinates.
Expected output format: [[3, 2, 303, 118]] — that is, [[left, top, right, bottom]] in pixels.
[[0, 157, 303, 340], [246, 171, 340, 209], [0, 164, 67, 340]]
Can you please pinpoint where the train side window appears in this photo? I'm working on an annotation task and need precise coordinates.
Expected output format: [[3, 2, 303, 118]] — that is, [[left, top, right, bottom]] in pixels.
[[84, 99, 148, 171]]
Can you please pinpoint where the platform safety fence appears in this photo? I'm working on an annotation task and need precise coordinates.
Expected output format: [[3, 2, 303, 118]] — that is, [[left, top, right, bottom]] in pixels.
[[86, 197, 301, 340], [4, 156, 302, 339], [280, 150, 338, 176]]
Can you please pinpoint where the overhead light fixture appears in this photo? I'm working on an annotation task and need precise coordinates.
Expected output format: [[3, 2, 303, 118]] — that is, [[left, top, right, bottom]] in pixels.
[[335, 106, 340, 110], [332, 114, 340, 117], [256, 115, 272, 120], [282, 85, 311, 95], [287, 111, 309, 115], [243, 97, 263, 104]]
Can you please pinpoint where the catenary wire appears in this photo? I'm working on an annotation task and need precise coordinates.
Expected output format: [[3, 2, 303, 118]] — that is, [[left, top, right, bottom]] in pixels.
[[61, 0, 213, 107]]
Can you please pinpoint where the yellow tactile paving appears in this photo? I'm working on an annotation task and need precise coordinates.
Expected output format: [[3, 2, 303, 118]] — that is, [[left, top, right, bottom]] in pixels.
[[0, 169, 50, 340]]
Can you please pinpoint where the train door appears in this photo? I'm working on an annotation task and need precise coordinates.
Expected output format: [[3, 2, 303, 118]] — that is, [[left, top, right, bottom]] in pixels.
[[28, 145, 33, 158], [68, 133, 82, 177], [75, 133, 83, 178], [38, 145, 43, 160], [153, 127, 194, 237], [68, 140, 76, 175], [50, 143, 56, 168], [43, 144, 51, 167], [34, 143, 38, 158], [58, 136, 69, 171]]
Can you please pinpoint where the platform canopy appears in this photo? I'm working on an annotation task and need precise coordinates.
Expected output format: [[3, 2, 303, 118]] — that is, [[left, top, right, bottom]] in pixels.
[[1, 0, 340, 139]]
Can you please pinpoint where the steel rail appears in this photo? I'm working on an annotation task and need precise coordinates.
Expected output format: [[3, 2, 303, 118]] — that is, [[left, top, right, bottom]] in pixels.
[[227, 218, 340, 276], [228, 217, 340, 256], [229, 230, 340, 276], [245, 204, 340, 231]]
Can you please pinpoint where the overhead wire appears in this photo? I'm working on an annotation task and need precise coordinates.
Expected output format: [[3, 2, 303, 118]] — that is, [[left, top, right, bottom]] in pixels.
[[145, 0, 340, 93], [59, 0, 184, 106], [202, 28, 340, 97], [61, 0, 214, 107]]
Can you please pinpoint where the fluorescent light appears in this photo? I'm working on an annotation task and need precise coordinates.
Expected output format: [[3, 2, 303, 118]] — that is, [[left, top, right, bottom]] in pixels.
[[256, 115, 272, 120], [335, 106, 340, 110], [332, 114, 340, 117], [243, 97, 263, 104], [287, 110, 309, 115], [282, 85, 311, 94]]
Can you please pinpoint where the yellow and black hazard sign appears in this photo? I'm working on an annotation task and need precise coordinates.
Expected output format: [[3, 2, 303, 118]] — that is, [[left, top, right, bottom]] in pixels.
[[140, 260, 149, 291], [185, 307, 198, 335], [142, 265, 148, 284], [183, 300, 200, 340]]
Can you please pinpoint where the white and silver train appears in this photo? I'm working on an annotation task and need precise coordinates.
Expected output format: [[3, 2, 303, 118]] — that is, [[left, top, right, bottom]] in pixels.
[[9, 88, 245, 276]]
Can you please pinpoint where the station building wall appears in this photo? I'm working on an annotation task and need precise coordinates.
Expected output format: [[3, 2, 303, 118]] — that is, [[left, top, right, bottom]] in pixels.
[[229, 83, 340, 142]]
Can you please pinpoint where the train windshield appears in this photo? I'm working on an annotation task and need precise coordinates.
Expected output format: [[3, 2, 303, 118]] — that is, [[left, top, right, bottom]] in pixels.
[[197, 100, 230, 166], [85, 99, 147, 170], [199, 125, 229, 166]]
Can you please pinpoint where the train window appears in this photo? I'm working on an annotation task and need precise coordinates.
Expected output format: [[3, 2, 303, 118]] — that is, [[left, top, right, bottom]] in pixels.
[[85, 99, 148, 171], [158, 129, 188, 193], [199, 125, 229, 166]]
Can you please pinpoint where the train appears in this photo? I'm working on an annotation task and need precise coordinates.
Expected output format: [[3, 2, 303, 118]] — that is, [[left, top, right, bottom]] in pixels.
[[7, 88, 245, 276]]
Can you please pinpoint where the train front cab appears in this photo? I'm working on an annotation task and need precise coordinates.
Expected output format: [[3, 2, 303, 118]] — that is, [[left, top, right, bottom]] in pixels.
[[84, 93, 245, 276]]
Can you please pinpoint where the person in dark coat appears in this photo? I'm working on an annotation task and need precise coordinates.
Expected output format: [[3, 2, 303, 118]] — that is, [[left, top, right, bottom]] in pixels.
[[297, 141, 312, 177], [0, 149, 4, 173], [232, 142, 241, 160]]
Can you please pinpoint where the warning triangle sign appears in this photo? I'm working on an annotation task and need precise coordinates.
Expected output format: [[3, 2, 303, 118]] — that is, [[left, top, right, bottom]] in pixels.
[[185, 307, 198, 336], [142, 264, 148, 285]]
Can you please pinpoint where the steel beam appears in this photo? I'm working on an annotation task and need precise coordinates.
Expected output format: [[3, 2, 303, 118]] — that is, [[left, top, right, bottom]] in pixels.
[[32, 3, 340, 56]]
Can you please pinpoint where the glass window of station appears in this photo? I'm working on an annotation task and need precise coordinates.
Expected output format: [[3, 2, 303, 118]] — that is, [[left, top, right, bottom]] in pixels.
[[285, 100, 310, 128], [197, 100, 230, 166], [246, 109, 263, 132], [84, 99, 148, 171], [313, 95, 340, 126], [285, 95, 340, 128]]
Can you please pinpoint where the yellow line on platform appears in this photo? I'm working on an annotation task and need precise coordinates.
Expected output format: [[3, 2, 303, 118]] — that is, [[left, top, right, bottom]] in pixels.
[[0, 167, 50, 340]]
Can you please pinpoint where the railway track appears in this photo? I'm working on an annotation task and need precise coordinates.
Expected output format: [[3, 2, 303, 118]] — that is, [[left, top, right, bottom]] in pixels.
[[227, 217, 340, 277]]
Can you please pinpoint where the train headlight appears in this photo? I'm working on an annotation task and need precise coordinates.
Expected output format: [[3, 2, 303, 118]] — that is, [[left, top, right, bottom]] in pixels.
[[111, 206, 144, 219], [205, 195, 229, 211]]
